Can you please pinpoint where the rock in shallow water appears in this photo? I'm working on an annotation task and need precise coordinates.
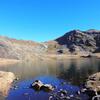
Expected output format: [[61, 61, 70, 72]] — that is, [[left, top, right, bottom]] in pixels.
[[31, 80, 54, 92], [41, 84, 54, 92], [31, 80, 43, 91]]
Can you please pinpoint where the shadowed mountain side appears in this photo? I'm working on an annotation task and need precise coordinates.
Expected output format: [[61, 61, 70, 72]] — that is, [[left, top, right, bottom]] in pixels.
[[46, 29, 100, 54]]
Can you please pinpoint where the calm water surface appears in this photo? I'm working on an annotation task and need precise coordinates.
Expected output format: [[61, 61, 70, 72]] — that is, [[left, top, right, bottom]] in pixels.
[[0, 58, 100, 100]]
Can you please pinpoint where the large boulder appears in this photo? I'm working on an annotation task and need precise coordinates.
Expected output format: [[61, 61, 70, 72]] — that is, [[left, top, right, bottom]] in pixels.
[[0, 71, 15, 96]]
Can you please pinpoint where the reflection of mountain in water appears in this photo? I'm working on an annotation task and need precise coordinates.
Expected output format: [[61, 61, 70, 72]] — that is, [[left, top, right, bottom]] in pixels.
[[57, 58, 100, 85], [0, 58, 100, 85]]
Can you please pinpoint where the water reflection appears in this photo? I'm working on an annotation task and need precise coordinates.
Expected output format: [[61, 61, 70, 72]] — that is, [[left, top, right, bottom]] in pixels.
[[57, 58, 100, 85], [0, 58, 100, 85]]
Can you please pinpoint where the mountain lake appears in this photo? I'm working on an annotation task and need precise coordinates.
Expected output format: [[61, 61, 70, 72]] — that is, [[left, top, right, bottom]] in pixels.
[[0, 58, 100, 100]]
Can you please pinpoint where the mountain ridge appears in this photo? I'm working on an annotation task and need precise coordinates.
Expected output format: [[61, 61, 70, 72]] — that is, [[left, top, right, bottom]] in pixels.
[[0, 29, 100, 60]]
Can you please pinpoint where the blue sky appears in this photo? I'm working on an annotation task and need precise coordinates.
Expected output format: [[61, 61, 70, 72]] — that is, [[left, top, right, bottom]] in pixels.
[[0, 0, 100, 42]]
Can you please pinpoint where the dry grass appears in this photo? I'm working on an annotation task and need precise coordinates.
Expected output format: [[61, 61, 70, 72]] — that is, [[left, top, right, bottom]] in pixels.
[[44, 54, 80, 60], [0, 58, 20, 66], [93, 53, 100, 58]]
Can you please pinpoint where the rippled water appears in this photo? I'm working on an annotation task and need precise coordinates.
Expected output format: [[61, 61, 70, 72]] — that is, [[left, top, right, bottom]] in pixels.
[[0, 58, 100, 100]]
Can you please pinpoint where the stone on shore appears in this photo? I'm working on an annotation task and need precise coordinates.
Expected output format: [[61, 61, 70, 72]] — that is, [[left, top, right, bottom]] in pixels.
[[0, 71, 15, 96]]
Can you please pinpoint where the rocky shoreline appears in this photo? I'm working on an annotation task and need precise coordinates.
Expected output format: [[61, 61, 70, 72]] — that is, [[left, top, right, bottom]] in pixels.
[[0, 71, 15, 96], [77, 72, 100, 100], [86, 72, 100, 92], [29, 72, 100, 100], [0, 70, 100, 100]]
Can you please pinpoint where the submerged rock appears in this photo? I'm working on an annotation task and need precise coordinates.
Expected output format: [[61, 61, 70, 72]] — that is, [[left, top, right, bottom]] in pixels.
[[0, 71, 15, 96]]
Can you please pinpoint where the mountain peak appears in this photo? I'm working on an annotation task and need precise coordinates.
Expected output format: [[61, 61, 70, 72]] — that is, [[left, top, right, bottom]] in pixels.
[[68, 29, 82, 34], [70, 29, 81, 32], [54, 29, 100, 53], [86, 29, 100, 33]]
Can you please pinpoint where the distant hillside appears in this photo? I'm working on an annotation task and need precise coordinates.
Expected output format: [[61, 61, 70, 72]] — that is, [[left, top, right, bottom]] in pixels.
[[0, 29, 100, 59], [0, 36, 47, 60]]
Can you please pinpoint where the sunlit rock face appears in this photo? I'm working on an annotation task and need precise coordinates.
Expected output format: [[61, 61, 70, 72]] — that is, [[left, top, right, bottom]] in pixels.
[[54, 29, 100, 54], [0, 71, 15, 96], [86, 72, 100, 92], [0, 36, 47, 60]]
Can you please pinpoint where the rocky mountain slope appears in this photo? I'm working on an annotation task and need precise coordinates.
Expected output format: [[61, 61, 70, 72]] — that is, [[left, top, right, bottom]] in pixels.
[[0, 29, 100, 60], [46, 29, 100, 54], [0, 36, 47, 60]]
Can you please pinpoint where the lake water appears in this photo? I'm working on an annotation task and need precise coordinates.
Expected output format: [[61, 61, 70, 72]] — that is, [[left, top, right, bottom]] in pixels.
[[0, 58, 100, 100]]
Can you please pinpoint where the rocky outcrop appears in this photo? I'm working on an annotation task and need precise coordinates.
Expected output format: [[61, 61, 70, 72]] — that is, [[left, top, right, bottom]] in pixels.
[[77, 72, 100, 99], [0, 71, 15, 96], [46, 29, 100, 54], [55, 30, 100, 53], [86, 72, 100, 92]]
